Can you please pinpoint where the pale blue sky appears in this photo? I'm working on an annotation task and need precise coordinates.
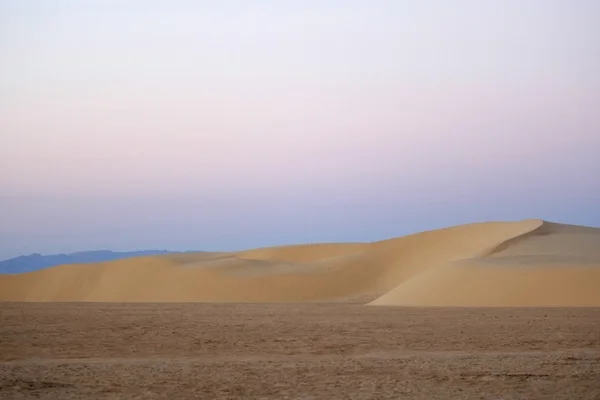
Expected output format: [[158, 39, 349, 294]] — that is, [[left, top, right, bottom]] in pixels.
[[1, 1, 599, 259]]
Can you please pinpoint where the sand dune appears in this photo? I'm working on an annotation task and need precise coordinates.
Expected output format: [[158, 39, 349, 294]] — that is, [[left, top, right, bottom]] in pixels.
[[1, 219, 599, 306], [370, 220, 600, 307]]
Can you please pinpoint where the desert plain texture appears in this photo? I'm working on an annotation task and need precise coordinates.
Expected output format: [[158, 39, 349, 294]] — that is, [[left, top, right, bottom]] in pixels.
[[1, 303, 600, 399], [1, 219, 600, 399]]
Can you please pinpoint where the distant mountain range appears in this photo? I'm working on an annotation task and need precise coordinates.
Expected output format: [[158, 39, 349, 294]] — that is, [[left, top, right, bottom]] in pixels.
[[0, 250, 189, 274]]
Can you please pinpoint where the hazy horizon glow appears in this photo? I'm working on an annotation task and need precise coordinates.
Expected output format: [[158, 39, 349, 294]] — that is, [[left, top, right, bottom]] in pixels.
[[1, 1, 599, 259]]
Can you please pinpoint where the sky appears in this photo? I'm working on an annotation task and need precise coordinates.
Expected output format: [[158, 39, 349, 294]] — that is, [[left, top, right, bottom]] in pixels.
[[1, 0, 599, 259]]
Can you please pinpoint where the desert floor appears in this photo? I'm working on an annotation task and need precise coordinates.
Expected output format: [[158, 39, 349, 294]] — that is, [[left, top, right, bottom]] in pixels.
[[1, 302, 600, 399]]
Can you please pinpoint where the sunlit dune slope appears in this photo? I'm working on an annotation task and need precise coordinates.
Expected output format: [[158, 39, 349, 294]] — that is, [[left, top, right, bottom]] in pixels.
[[370, 221, 600, 306], [1, 219, 599, 306]]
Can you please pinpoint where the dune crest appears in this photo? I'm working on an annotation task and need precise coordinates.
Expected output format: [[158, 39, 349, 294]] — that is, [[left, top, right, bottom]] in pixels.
[[369, 220, 600, 307], [1, 219, 599, 306]]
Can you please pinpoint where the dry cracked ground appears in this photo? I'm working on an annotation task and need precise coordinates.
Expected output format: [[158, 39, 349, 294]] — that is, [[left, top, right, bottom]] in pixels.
[[1, 302, 600, 399]]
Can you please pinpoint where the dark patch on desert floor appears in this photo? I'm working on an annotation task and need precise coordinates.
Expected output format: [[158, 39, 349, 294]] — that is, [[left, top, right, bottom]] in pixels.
[[1, 302, 600, 399]]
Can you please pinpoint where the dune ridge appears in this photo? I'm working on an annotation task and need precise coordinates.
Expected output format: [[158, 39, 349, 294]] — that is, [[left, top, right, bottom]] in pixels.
[[1, 219, 599, 306]]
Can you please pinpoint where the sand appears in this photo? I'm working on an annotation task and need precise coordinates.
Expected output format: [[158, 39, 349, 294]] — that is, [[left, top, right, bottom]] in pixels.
[[3, 221, 600, 398], [2, 303, 600, 399], [1, 219, 599, 306]]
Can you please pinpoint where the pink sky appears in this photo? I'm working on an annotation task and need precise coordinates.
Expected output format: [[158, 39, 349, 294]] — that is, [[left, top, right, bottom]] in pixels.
[[1, 1, 599, 258]]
